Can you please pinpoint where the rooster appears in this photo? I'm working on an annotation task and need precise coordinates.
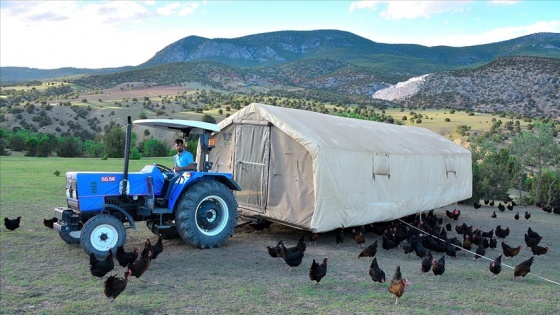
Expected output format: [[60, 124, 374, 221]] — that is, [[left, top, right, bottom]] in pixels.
[[90, 249, 114, 279], [514, 256, 535, 279], [104, 270, 132, 300], [489, 254, 502, 277], [358, 241, 378, 259], [388, 266, 409, 305], [43, 217, 58, 229], [4, 216, 21, 231], [369, 257, 386, 284], [116, 245, 139, 268], [309, 257, 328, 286]]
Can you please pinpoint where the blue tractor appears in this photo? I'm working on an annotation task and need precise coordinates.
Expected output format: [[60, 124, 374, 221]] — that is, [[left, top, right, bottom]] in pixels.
[[53, 117, 241, 257]]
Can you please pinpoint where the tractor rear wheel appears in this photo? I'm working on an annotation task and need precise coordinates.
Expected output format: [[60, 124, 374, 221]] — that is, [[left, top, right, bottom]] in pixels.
[[175, 181, 238, 249], [80, 214, 126, 257]]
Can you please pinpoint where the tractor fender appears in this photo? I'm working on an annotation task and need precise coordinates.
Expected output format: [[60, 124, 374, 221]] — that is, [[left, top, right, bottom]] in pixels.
[[168, 174, 241, 210], [99, 203, 137, 230]]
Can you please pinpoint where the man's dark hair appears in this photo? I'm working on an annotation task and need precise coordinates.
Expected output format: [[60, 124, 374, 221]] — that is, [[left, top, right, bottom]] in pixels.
[[175, 138, 184, 145]]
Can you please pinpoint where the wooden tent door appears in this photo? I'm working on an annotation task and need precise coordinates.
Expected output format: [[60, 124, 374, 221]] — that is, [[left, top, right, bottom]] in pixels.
[[234, 124, 270, 213]]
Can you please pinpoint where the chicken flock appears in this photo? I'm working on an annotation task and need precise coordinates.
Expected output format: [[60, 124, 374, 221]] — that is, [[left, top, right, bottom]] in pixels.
[[3, 197, 557, 305]]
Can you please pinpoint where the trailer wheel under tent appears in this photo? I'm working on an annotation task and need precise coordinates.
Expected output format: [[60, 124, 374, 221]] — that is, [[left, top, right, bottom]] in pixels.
[[206, 103, 472, 233]]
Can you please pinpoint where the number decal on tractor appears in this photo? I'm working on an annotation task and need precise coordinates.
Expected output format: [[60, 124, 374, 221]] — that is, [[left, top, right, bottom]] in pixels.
[[101, 176, 116, 182]]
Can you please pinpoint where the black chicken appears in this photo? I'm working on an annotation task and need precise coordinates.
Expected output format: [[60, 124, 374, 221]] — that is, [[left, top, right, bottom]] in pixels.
[[530, 245, 550, 256], [489, 200, 495, 207], [369, 257, 386, 283], [43, 217, 58, 229], [421, 250, 433, 273], [335, 228, 344, 246], [104, 270, 131, 300], [524, 233, 542, 247], [432, 256, 445, 276], [279, 243, 305, 271], [4, 216, 21, 231], [266, 241, 283, 259], [90, 249, 114, 279], [514, 212, 519, 220], [443, 239, 457, 258], [358, 241, 378, 259], [527, 227, 541, 239], [514, 256, 535, 279], [474, 202, 482, 209], [309, 257, 328, 286], [491, 211, 497, 218], [489, 254, 502, 277], [116, 245, 139, 268], [474, 242, 485, 260], [129, 250, 152, 278], [495, 225, 510, 239], [151, 234, 164, 261], [524, 211, 531, 220], [507, 204, 514, 211], [498, 203, 505, 212]]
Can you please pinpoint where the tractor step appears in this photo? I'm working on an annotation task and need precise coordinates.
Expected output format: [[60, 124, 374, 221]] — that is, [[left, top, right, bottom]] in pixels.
[[155, 224, 171, 229], [152, 207, 173, 214]]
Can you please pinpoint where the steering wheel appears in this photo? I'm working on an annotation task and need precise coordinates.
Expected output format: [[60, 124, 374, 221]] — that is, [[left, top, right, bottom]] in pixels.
[[154, 163, 172, 174]]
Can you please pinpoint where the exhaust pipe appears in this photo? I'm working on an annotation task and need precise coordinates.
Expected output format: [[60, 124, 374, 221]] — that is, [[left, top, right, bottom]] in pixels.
[[121, 116, 132, 197]]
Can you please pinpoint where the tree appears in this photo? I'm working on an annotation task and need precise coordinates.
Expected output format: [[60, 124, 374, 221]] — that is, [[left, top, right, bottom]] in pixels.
[[56, 136, 84, 157], [510, 130, 539, 205], [529, 122, 560, 204], [142, 139, 169, 157], [103, 126, 128, 158], [468, 137, 511, 202], [201, 114, 216, 124]]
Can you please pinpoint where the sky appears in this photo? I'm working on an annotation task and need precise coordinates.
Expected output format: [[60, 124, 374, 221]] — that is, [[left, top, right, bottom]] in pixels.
[[1, 0, 559, 70]]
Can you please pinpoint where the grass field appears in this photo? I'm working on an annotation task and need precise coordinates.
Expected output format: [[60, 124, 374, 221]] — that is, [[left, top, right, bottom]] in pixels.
[[1, 157, 560, 315]]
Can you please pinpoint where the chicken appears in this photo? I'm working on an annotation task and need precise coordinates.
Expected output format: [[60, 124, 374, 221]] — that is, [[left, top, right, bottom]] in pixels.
[[501, 241, 522, 258], [421, 250, 433, 273], [280, 236, 307, 257], [444, 239, 457, 258], [352, 228, 366, 248], [116, 245, 139, 268], [491, 211, 497, 218], [141, 237, 152, 260], [498, 203, 505, 212], [474, 202, 482, 209], [484, 199, 490, 205], [445, 209, 460, 221], [43, 217, 58, 229], [524, 211, 531, 220], [388, 266, 409, 305], [309, 257, 328, 286], [524, 233, 542, 248], [507, 204, 514, 211], [445, 223, 452, 231], [4, 216, 21, 231], [266, 241, 283, 259], [530, 245, 550, 256], [150, 234, 163, 261], [369, 257, 386, 283], [90, 249, 115, 279], [279, 243, 305, 271], [495, 225, 510, 239], [489, 254, 502, 277], [358, 241, 378, 259], [489, 200, 495, 206], [309, 232, 319, 245], [128, 250, 151, 278], [335, 228, 344, 246], [527, 227, 541, 239], [474, 242, 485, 260], [514, 212, 519, 220], [514, 256, 535, 278], [462, 235, 472, 251], [432, 256, 445, 276], [104, 270, 132, 300]]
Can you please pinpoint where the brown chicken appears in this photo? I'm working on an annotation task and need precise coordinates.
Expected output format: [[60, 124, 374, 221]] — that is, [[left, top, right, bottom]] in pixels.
[[309, 257, 328, 286], [309, 232, 319, 245], [489, 254, 502, 277], [43, 217, 58, 229], [353, 227, 366, 247], [141, 237, 152, 260], [358, 241, 378, 259], [432, 256, 445, 276], [388, 265, 410, 305], [4, 216, 21, 231], [501, 241, 522, 258], [104, 270, 132, 300], [514, 256, 535, 278], [128, 250, 151, 278], [445, 209, 460, 221]]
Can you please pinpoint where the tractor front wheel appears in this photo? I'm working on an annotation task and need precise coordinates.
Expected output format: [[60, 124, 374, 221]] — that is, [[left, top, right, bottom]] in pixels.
[[175, 181, 238, 249], [80, 214, 126, 257]]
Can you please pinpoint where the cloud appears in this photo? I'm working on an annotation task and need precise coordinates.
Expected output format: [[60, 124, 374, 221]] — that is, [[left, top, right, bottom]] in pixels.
[[349, 0, 471, 19], [423, 20, 560, 47], [156, 2, 200, 17], [490, 0, 520, 5]]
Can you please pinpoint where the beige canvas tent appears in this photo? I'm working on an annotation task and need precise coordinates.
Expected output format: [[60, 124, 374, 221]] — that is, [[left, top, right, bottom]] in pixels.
[[208, 103, 472, 232]]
